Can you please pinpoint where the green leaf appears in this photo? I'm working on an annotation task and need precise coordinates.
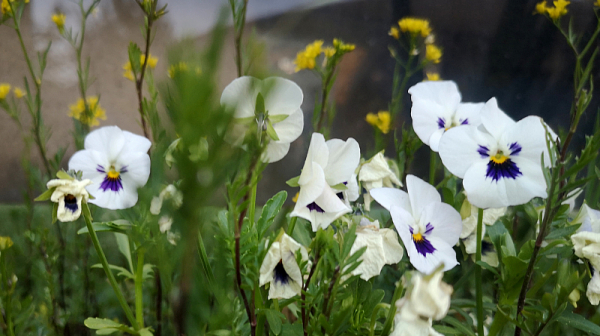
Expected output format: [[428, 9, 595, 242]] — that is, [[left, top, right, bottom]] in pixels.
[[433, 326, 462, 335], [255, 92, 265, 115], [138, 327, 154, 336], [56, 170, 74, 180], [77, 220, 133, 235], [34, 187, 55, 201], [128, 42, 142, 74], [269, 114, 289, 123], [266, 120, 279, 141], [476, 261, 499, 276], [91, 264, 135, 279], [115, 233, 134, 273], [442, 316, 476, 336], [556, 311, 600, 335], [84, 317, 123, 329], [96, 329, 120, 335], [265, 309, 283, 335], [257, 191, 287, 238], [545, 224, 580, 240], [286, 176, 300, 187]]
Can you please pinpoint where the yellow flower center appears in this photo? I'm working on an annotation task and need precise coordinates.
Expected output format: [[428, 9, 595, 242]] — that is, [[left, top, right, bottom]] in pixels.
[[412, 232, 424, 242], [107, 168, 120, 179], [490, 151, 508, 164]]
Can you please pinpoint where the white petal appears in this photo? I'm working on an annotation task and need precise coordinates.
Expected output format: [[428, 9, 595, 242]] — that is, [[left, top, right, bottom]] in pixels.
[[411, 99, 451, 149], [390, 205, 418, 249], [119, 152, 151, 188], [84, 126, 126, 163], [438, 125, 492, 178], [480, 98, 515, 140], [296, 162, 327, 208], [421, 202, 462, 247], [120, 130, 152, 156], [428, 129, 445, 152], [350, 230, 387, 280], [259, 242, 281, 286], [346, 174, 360, 202], [501, 116, 550, 167], [272, 108, 304, 143], [359, 152, 395, 183], [381, 228, 404, 264], [280, 234, 305, 286], [220, 76, 260, 118], [408, 237, 458, 274], [406, 175, 441, 219], [69, 150, 109, 182], [325, 138, 361, 186], [298, 133, 328, 185], [89, 182, 139, 210], [314, 184, 350, 213], [588, 271, 600, 305], [262, 77, 303, 116], [408, 81, 461, 110], [454, 102, 484, 127], [268, 277, 302, 300], [262, 141, 290, 163], [370, 188, 411, 213]]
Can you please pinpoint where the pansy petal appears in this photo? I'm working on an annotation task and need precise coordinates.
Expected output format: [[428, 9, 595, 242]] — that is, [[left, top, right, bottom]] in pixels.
[[220, 76, 260, 118], [69, 150, 109, 182], [89, 181, 139, 210], [480, 98, 515, 140], [411, 99, 452, 148], [406, 175, 441, 219], [272, 108, 304, 143], [298, 133, 328, 185], [381, 228, 404, 264], [408, 81, 462, 110], [262, 141, 290, 163], [314, 184, 351, 213], [428, 128, 445, 152], [501, 116, 551, 167], [121, 131, 152, 155], [408, 237, 458, 274], [84, 126, 126, 162], [296, 162, 327, 208], [454, 102, 484, 127], [325, 138, 361, 186], [439, 125, 493, 178], [262, 77, 304, 116], [390, 204, 418, 247], [259, 242, 281, 286], [421, 202, 462, 246], [346, 174, 360, 202], [118, 152, 151, 187], [370, 188, 411, 213]]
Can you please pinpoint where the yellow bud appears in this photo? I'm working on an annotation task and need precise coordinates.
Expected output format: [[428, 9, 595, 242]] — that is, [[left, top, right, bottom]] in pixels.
[[13, 87, 25, 98], [425, 44, 442, 64], [0, 236, 14, 251], [52, 13, 66, 31], [425, 73, 440, 81], [389, 26, 400, 39], [0, 83, 11, 100]]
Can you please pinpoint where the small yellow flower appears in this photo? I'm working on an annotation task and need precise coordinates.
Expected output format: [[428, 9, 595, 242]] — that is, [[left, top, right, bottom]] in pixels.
[[0, 83, 11, 100], [142, 54, 158, 69], [68, 96, 106, 127], [535, 1, 547, 14], [389, 26, 400, 39], [425, 44, 442, 64], [123, 54, 158, 81], [365, 111, 392, 134], [122, 62, 135, 81], [292, 192, 299, 203], [294, 40, 323, 72], [333, 39, 355, 52], [398, 17, 432, 38], [425, 73, 440, 81], [13, 87, 25, 98], [168, 62, 189, 78], [323, 47, 336, 58], [0, 236, 13, 251], [52, 13, 66, 31]]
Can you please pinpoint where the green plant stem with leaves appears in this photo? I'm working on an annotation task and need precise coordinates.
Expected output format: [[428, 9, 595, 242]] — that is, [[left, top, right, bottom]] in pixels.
[[229, 0, 249, 77], [135, 249, 145, 329], [315, 68, 336, 135], [475, 208, 484, 336], [82, 203, 139, 331], [0, 252, 15, 336]]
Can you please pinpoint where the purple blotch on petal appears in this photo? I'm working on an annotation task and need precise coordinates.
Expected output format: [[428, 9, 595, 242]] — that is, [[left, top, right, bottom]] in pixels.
[[307, 202, 325, 213], [485, 159, 522, 182], [96, 165, 106, 173], [64, 194, 78, 213], [477, 145, 489, 158], [100, 175, 124, 192], [461, 119, 469, 125], [425, 223, 434, 234], [437, 117, 446, 129], [509, 142, 522, 155], [273, 260, 290, 284], [414, 236, 436, 257]]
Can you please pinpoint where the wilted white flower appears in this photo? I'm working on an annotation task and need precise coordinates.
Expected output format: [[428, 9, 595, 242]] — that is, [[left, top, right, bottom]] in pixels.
[[349, 218, 404, 280], [587, 271, 600, 305], [220, 76, 304, 163], [259, 233, 308, 299], [46, 178, 92, 222], [358, 152, 402, 211], [439, 98, 553, 209], [371, 175, 462, 274], [571, 204, 600, 305], [408, 80, 484, 152], [291, 133, 360, 231], [150, 184, 183, 215], [69, 126, 151, 210]]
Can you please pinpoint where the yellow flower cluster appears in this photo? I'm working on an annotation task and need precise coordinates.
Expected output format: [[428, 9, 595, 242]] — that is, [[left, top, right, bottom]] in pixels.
[[0, 0, 25, 15], [168, 62, 201, 78], [366, 111, 392, 134], [123, 54, 158, 81], [425, 73, 440, 81], [397, 17, 432, 38], [68, 96, 106, 127], [52, 13, 66, 31], [426, 44, 442, 64], [294, 39, 356, 72], [0, 83, 10, 100], [535, 0, 570, 19]]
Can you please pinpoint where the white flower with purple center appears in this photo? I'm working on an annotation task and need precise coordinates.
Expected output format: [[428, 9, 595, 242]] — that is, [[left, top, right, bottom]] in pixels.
[[439, 98, 553, 209], [46, 178, 92, 222], [220, 76, 304, 163], [259, 233, 308, 300], [290, 133, 360, 231], [69, 126, 151, 210], [370, 175, 462, 274], [408, 80, 485, 152]]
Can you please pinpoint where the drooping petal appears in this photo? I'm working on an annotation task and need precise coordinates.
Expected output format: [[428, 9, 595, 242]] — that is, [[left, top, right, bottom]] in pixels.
[[381, 228, 404, 265], [480, 98, 515, 140], [296, 162, 327, 208], [438, 125, 493, 178], [262, 141, 290, 163], [298, 133, 328, 185], [271, 108, 304, 143], [370, 188, 411, 213], [280, 234, 306, 286], [324, 138, 361, 186], [350, 230, 387, 280], [420, 202, 462, 247], [262, 77, 304, 116], [259, 242, 281, 286], [220, 76, 260, 118], [406, 175, 441, 219]]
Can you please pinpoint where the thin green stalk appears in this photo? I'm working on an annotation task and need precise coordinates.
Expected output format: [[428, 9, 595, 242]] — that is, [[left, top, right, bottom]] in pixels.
[[381, 280, 404, 335], [1, 254, 15, 336], [82, 203, 139, 330], [248, 183, 257, 227], [197, 230, 215, 287], [287, 216, 297, 235], [429, 151, 437, 185], [135, 249, 145, 329], [475, 208, 484, 336]]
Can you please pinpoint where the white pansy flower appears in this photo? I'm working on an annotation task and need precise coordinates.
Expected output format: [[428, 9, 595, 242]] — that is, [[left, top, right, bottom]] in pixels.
[[69, 126, 151, 210], [371, 175, 462, 274], [291, 133, 360, 231], [439, 98, 553, 209], [358, 152, 402, 211], [570, 204, 600, 305], [408, 80, 484, 152], [220, 76, 304, 163], [349, 218, 404, 280], [150, 184, 183, 215], [46, 178, 92, 222], [259, 233, 308, 300]]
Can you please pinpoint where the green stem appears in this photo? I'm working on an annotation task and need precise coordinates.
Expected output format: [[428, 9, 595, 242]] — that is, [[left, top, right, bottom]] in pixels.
[[249, 182, 257, 227], [135, 249, 145, 329], [287, 216, 298, 236], [82, 203, 139, 330], [381, 280, 404, 335], [475, 207, 484, 336], [1, 253, 15, 336], [429, 151, 437, 185]]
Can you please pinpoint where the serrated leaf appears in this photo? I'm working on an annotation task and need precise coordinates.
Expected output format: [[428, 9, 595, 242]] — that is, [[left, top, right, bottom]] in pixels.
[[257, 191, 287, 237]]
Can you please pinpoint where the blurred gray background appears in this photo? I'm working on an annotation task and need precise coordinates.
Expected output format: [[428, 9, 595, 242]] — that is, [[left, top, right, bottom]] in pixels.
[[1, 0, 598, 203]]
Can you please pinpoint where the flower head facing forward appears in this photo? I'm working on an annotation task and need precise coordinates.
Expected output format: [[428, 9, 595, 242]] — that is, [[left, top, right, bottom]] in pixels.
[[46, 177, 92, 222], [409, 80, 484, 152], [69, 96, 106, 127], [68, 126, 151, 210], [371, 175, 462, 274], [220, 76, 304, 163], [365, 111, 392, 134], [291, 133, 360, 231], [439, 98, 553, 208], [358, 152, 402, 211], [259, 233, 308, 299], [397, 17, 432, 37]]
